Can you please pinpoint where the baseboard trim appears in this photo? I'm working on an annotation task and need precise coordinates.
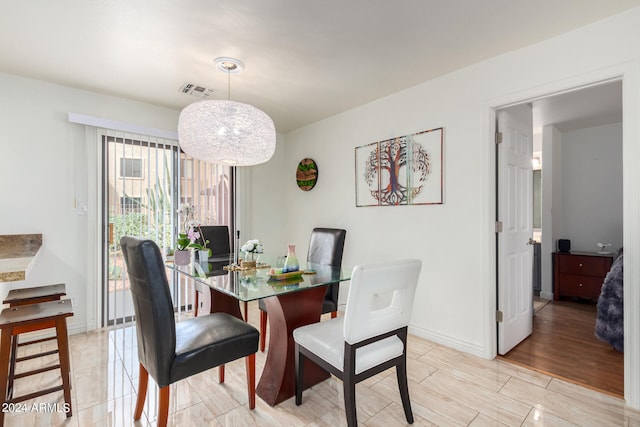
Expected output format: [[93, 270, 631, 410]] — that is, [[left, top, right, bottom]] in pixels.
[[540, 291, 554, 300], [408, 323, 486, 359]]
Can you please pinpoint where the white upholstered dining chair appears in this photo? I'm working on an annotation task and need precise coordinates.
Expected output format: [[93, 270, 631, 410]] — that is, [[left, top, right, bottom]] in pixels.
[[293, 258, 422, 426]]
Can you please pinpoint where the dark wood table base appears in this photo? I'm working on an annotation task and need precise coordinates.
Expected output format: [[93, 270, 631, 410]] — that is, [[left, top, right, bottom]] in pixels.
[[207, 288, 244, 320], [256, 286, 330, 406], [200, 282, 330, 406]]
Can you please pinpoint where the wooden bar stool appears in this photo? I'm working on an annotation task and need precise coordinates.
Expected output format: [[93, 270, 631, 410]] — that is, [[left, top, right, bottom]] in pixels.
[[2, 284, 66, 400], [0, 299, 74, 425], [3, 283, 66, 307]]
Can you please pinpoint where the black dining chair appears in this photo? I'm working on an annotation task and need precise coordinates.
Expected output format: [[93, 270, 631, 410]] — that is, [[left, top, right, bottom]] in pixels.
[[294, 259, 422, 426], [120, 236, 259, 427], [194, 225, 245, 317], [198, 225, 232, 257], [259, 228, 346, 351]]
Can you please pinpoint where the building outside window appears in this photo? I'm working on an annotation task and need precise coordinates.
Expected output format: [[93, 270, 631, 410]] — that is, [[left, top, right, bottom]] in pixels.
[[119, 158, 143, 178]]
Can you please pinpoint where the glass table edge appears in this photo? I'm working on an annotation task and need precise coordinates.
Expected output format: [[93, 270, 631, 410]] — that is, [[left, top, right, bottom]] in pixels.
[[165, 257, 351, 302]]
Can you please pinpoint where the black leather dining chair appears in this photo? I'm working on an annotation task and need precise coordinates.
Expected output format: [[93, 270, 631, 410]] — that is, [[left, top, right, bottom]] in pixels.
[[259, 228, 346, 351], [120, 236, 259, 427], [194, 225, 244, 317], [198, 225, 231, 256]]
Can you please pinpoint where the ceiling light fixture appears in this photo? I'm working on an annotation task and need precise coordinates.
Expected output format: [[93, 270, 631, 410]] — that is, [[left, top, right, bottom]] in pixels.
[[178, 57, 276, 166]]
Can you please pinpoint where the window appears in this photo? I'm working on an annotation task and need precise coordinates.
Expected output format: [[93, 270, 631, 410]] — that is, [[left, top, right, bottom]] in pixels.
[[120, 195, 142, 214], [181, 158, 193, 179], [120, 158, 143, 178]]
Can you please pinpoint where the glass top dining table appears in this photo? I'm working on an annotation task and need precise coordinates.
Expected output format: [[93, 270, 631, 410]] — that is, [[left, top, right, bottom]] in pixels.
[[167, 254, 351, 302], [166, 253, 351, 406]]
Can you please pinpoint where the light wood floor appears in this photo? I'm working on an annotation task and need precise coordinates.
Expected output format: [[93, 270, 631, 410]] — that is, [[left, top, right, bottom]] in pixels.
[[4, 300, 638, 426], [500, 300, 624, 398]]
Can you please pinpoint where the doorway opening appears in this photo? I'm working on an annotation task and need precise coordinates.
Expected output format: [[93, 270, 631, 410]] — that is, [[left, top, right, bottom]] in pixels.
[[496, 80, 624, 397]]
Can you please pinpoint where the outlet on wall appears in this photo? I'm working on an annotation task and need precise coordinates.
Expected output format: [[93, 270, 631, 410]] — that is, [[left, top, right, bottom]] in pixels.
[[77, 203, 88, 216]]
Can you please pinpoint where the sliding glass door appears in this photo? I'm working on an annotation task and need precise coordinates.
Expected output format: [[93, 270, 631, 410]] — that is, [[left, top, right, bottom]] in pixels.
[[101, 131, 233, 326]]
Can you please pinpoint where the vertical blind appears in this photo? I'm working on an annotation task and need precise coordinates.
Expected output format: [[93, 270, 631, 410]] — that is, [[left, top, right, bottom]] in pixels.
[[100, 128, 232, 327]]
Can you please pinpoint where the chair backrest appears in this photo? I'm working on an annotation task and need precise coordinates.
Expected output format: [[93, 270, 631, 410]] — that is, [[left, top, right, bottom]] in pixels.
[[343, 259, 422, 344], [199, 225, 231, 256], [120, 236, 176, 385], [307, 228, 346, 266]]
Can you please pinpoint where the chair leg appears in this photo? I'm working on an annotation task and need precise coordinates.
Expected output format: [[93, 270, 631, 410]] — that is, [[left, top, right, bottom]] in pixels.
[[55, 318, 73, 417], [397, 358, 414, 424], [219, 364, 225, 383], [134, 363, 149, 421], [158, 385, 170, 427], [294, 344, 304, 406], [331, 311, 337, 319], [343, 378, 357, 427], [7, 335, 18, 399], [259, 310, 267, 352], [194, 290, 199, 317], [0, 327, 13, 427], [246, 354, 256, 409]]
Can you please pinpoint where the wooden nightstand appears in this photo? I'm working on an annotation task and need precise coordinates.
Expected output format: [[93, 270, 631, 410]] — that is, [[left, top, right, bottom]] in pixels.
[[553, 251, 614, 301]]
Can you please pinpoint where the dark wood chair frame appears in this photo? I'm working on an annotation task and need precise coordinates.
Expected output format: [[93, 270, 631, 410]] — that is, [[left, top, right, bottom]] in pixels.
[[295, 326, 414, 426]]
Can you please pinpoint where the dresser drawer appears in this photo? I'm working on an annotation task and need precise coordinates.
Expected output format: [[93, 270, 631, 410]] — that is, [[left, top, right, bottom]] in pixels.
[[557, 274, 603, 300], [558, 255, 608, 277]]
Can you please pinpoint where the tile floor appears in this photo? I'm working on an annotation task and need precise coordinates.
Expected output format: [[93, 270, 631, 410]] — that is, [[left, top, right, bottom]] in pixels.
[[4, 301, 640, 426]]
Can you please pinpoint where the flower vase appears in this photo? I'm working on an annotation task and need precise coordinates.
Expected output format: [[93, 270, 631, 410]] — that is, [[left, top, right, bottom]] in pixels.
[[174, 250, 190, 265], [241, 251, 257, 269], [198, 250, 209, 264], [283, 244, 299, 272]]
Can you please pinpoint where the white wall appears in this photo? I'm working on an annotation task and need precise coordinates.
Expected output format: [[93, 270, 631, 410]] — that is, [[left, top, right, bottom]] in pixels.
[[541, 125, 563, 299], [540, 123, 623, 299], [0, 72, 179, 333], [557, 123, 623, 253], [237, 134, 289, 256], [250, 7, 640, 365]]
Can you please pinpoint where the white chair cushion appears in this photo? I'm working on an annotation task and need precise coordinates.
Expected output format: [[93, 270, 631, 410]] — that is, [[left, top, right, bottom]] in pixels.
[[293, 317, 404, 375]]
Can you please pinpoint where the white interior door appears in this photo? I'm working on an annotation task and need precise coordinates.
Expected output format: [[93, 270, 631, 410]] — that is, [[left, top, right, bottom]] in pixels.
[[497, 105, 534, 355]]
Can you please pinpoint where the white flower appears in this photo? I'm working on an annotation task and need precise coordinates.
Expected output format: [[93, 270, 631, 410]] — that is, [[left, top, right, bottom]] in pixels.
[[242, 239, 263, 253]]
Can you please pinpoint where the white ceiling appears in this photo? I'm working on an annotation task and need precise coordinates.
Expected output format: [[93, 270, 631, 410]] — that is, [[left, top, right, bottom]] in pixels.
[[0, 1, 637, 133], [532, 81, 623, 133]]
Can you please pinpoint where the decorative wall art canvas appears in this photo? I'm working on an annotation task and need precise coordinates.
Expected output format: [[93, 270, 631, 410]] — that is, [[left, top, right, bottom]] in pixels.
[[355, 127, 443, 206]]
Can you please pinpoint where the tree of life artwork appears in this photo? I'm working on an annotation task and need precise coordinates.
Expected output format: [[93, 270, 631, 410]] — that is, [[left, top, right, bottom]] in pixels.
[[355, 128, 443, 206]]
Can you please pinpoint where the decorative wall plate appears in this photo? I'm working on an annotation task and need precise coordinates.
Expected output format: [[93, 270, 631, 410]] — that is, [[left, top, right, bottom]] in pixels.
[[296, 158, 318, 191]]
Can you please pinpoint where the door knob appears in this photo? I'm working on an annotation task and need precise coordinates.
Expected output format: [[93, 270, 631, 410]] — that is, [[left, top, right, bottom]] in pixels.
[[527, 238, 535, 245]]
